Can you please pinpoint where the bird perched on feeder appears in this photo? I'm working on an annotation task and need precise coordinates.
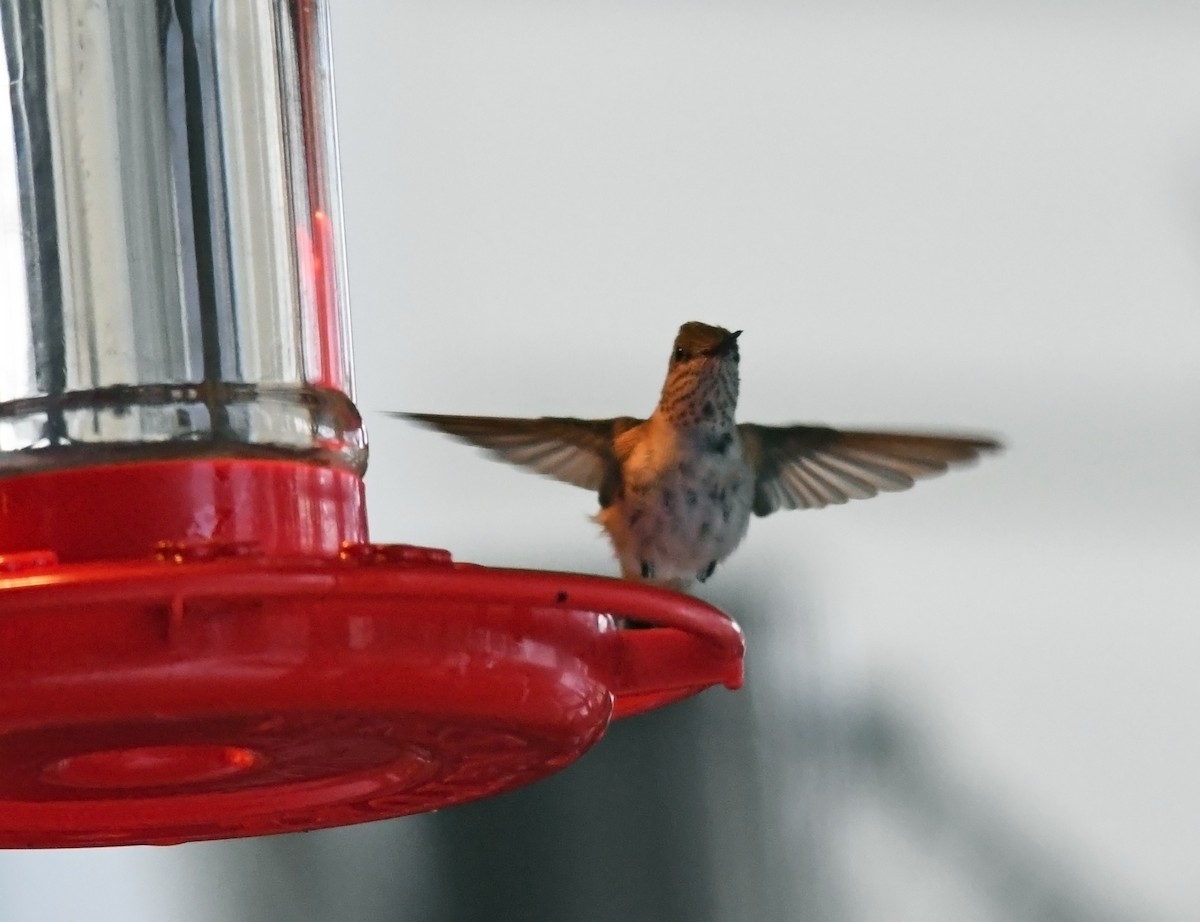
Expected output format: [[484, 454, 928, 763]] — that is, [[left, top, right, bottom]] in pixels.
[[394, 322, 999, 590]]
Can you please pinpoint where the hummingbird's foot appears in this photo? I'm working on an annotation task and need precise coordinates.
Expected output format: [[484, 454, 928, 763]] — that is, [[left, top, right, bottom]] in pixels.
[[697, 560, 717, 583], [640, 560, 655, 580]]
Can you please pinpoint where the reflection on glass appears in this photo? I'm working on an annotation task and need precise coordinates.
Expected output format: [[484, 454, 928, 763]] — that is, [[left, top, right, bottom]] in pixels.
[[0, 15, 32, 404]]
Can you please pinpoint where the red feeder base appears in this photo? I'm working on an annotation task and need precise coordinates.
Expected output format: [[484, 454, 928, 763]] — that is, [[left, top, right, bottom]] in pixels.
[[0, 543, 743, 848]]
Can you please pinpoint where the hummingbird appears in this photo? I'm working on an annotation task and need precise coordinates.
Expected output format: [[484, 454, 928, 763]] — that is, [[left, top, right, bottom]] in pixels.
[[394, 322, 999, 590]]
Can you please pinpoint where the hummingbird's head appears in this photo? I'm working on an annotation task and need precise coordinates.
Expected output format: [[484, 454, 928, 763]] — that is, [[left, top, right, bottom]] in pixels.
[[659, 322, 742, 429]]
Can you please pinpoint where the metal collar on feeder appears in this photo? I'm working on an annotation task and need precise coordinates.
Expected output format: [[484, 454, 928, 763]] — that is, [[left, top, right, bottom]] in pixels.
[[0, 0, 744, 849]]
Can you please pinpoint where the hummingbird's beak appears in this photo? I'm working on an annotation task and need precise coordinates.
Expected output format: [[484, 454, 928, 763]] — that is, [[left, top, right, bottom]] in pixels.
[[714, 329, 742, 356]]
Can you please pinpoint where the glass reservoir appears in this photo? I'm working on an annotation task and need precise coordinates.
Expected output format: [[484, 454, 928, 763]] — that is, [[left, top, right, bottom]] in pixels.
[[0, 0, 363, 475]]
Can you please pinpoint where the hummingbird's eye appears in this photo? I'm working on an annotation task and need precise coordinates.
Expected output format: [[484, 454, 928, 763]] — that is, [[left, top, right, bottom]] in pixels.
[[673, 347, 688, 362]]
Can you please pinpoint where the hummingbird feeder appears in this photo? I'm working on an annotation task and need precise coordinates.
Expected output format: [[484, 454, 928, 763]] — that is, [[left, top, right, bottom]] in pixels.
[[0, 0, 743, 847]]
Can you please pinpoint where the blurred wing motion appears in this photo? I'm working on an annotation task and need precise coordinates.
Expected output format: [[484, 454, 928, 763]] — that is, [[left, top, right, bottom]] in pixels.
[[738, 424, 1001, 516], [394, 412, 644, 504]]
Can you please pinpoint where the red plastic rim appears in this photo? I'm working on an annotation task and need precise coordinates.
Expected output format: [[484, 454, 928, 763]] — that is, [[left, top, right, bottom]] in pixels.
[[0, 459, 368, 562], [0, 543, 744, 848]]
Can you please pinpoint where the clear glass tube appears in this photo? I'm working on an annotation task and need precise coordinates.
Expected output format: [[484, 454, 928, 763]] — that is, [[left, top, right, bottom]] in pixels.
[[0, 0, 364, 475]]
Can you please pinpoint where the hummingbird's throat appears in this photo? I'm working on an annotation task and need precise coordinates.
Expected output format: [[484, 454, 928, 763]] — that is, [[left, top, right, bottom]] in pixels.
[[661, 366, 738, 430]]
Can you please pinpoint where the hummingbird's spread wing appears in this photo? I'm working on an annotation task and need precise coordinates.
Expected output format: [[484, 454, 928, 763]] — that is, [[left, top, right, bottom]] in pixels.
[[395, 413, 644, 505], [738, 425, 1000, 516]]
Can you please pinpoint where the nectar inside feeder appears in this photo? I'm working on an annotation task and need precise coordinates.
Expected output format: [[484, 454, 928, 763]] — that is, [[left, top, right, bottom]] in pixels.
[[0, 0, 744, 847]]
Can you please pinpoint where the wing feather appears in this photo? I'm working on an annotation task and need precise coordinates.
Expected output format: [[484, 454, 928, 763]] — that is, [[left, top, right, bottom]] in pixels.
[[740, 424, 999, 516], [393, 412, 643, 501]]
